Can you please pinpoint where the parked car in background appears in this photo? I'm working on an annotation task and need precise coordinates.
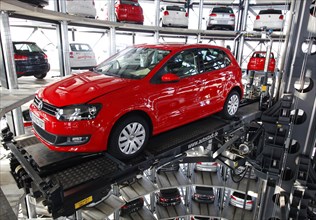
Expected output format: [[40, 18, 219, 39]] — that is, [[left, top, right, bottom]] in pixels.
[[247, 51, 276, 72], [18, 0, 48, 8], [207, 6, 235, 30], [115, 0, 144, 24], [253, 9, 284, 31], [157, 161, 180, 174], [156, 188, 181, 206], [120, 197, 144, 216], [66, 0, 96, 18], [30, 44, 243, 160], [69, 42, 97, 69], [161, 5, 188, 28], [230, 191, 254, 210], [194, 162, 219, 172], [192, 186, 215, 203], [13, 41, 50, 79]]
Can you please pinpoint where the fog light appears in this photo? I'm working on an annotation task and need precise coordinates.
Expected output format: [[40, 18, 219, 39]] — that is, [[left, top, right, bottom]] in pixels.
[[67, 136, 89, 144]]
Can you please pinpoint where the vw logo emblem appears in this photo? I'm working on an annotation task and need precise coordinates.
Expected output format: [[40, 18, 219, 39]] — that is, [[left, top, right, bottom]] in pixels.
[[38, 100, 43, 110]]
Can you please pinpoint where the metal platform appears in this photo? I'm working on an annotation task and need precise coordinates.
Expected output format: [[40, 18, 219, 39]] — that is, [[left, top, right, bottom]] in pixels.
[[3, 102, 261, 218]]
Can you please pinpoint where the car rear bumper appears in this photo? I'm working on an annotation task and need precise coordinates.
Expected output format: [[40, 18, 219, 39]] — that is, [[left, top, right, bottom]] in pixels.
[[162, 17, 188, 27], [253, 20, 284, 31], [16, 63, 50, 76]]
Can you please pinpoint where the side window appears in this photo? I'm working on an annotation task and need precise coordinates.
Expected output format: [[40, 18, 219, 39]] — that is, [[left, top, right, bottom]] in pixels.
[[198, 48, 231, 72], [164, 50, 198, 78]]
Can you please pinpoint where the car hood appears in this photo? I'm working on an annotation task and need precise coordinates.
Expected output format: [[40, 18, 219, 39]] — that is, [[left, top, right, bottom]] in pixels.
[[38, 71, 135, 106]]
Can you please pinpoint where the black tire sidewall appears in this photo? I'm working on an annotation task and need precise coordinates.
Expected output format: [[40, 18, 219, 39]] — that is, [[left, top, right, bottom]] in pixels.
[[108, 115, 149, 160], [222, 90, 240, 119], [34, 72, 47, 79]]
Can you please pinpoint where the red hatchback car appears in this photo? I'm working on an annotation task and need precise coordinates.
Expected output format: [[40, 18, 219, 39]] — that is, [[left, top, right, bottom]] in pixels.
[[115, 0, 144, 24], [247, 51, 276, 72], [30, 44, 243, 159]]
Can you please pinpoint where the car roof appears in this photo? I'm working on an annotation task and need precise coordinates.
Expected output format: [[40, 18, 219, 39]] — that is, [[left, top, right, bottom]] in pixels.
[[13, 41, 36, 44], [134, 43, 228, 51]]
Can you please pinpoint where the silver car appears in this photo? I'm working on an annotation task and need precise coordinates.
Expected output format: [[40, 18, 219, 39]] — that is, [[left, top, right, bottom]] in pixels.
[[207, 7, 235, 30], [229, 191, 254, 210]]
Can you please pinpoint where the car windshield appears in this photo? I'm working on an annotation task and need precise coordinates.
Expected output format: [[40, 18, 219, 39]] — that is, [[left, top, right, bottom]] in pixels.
[[166, 6, 185, 12], [14, 43, 43, 53], [70, 43, 92, 52], [212, 7, 233, 14], [94, 47, 170, 79], [120, 0, 140, 6], [259, 9, 282, 15]]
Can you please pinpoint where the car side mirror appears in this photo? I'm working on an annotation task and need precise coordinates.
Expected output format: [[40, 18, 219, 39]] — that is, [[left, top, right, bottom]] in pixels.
[[161, 73, 180, 83]]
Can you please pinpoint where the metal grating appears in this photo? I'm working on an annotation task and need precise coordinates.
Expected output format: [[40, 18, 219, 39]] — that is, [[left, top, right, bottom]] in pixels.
[[50, 157, 118, 190]]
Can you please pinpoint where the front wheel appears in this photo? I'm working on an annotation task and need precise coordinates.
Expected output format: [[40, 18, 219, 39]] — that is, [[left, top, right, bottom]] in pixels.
[[108, 115, 149, 160], [221, 90, 240, 119]]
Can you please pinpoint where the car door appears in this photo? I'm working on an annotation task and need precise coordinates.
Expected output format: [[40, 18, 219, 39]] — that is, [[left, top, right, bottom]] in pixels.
[[196, 48, 231, 115], [148, 49, 202, 131]]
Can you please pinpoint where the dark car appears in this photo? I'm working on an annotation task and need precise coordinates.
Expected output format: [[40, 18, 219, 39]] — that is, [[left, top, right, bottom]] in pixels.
[[120, 197, 144, 216], [18, 0, 49, 8], [192, 186, 215, 203], [13, 41, 50, 79], [156, 188, 181, 206], [157, 162, 180, 174]]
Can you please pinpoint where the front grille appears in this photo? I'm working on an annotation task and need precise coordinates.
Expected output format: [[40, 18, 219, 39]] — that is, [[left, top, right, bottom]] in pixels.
[[33, 123, 57, 144], [34, 96, 57, 116]]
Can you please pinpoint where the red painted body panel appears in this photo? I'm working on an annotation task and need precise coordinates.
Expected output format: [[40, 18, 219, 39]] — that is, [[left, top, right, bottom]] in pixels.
[[247, 51, 276, 72], [30, 44, 243, 153]]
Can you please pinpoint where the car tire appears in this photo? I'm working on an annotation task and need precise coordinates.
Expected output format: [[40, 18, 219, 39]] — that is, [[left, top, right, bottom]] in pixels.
[[108, 115, 149, 160], [34, 72, 47, 79], [221, 90, 240, 119]]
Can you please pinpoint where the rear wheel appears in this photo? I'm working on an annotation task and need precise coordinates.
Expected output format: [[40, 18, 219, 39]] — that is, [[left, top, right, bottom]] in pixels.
[[221, 90, 240, 119], [34, 72, 47, 79], [108, 115, 149, 160]]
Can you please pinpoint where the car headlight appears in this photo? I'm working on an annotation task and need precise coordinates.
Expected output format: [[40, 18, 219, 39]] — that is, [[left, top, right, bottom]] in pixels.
[[55, 104, 102, 121]]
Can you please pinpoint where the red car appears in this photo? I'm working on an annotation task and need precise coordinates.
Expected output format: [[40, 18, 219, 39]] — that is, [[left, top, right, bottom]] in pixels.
[[247, 51, 276, 72], [30, 44, 243, 159], [115, 0, 144, 24]]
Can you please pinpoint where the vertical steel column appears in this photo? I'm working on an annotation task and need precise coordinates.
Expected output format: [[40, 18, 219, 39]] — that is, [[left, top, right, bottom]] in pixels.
[[0, 11, 24, 136], [236, 0, 250, 65], [149, 167, 156, 213], [0, 11, 17, 89], [108, 0, 116, 56], [113, 184, 120, 220], [276, 0, 295, 100], [56, 0, 71, 76], [197, 0, 204, 43], [154, 0, 160, 43], [25, 195, 37, 218]]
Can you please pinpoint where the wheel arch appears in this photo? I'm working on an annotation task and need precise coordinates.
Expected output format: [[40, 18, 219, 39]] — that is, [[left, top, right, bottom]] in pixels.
[[230, 86, 243, 99], [110, 110, 153, 138]]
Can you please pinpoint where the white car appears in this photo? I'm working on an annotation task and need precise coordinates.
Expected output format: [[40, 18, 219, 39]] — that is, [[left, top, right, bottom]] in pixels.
[[230, 191, 254, 210], [253, 9, 284, 31], [207, 6, 235, 30], [161, 5, 189, 28], [69, 43, 97, 69], [66, 0, 96, 18]]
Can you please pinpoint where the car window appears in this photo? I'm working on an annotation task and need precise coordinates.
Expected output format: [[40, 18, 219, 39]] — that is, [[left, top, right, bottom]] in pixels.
[[95, 47, 170, 79], [259, 9, 282, 15], [163, 50, 198, 78], [120, 0, 140, 6], [166, 6, 186, 12], [198, 48, 231, 72], [233, 192, 252, 200], [253, 52, 274, 58], [13, 43, 43, 53], [212, 7, 233, 14], [70, 43, 92, 52]]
